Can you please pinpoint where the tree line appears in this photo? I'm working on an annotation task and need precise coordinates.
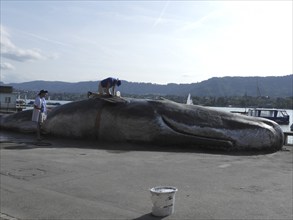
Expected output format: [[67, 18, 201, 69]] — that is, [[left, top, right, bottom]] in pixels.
[[20, 89, 292, 109], [126, 94, 293, 109], [6, 75, 293, 98]]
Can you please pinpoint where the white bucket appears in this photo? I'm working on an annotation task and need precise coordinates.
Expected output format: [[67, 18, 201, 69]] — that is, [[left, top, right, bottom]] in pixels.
[[150, 186, 178, 217]]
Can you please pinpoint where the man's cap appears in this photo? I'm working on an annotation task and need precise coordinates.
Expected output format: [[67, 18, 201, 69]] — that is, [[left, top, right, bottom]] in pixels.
[[38, 90, 48, 95]]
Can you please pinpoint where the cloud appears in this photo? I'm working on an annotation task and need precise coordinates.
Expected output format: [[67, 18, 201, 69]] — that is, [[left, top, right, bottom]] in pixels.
[[0, 25, 47, 62], [0, 62, 15, 70], [0, 71, 30, 83]]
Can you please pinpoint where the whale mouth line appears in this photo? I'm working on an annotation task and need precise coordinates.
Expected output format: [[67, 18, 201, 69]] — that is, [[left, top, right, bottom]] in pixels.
[[161, 115, 234, 149]]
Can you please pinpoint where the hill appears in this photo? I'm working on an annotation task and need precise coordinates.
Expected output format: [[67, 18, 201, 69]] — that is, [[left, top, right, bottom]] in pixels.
[[1, 75, 292, 98]]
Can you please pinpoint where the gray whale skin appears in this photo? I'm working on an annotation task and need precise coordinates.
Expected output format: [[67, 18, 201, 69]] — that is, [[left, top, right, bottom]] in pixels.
[[0, 97, 284, 151]]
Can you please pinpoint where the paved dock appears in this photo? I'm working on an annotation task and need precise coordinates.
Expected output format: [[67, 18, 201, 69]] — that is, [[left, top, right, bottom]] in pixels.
[[0, 131, 292, 220]]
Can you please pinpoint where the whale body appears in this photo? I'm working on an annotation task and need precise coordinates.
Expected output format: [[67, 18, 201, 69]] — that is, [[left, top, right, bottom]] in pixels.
[[0, 97, 284, 151]]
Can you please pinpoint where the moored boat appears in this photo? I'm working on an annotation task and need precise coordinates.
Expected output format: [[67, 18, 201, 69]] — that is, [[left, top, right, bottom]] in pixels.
[[247, 108, 290, 125]]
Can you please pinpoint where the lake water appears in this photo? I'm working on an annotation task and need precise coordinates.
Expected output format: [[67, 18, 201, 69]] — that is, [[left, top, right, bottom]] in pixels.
[[25, 99, 71, 110], [26, 99, 71, 105]]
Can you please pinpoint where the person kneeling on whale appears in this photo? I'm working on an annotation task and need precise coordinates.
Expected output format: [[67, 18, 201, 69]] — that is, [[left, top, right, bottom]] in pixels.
[[98, 77, 121, 96]]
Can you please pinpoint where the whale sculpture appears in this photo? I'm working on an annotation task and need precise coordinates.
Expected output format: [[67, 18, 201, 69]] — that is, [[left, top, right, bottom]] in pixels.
[[0, 96, 284, 151]]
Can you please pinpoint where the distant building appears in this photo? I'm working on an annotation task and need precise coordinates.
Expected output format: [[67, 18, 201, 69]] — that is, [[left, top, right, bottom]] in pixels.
[[0, 86, 19, 112]]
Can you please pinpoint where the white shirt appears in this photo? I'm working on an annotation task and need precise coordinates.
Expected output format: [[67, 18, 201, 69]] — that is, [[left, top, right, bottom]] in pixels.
[[32, 95, 47, 122]]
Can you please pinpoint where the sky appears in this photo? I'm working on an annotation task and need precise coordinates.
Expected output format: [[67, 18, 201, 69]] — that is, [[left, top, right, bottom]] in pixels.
[[0, 0, 292, 84]]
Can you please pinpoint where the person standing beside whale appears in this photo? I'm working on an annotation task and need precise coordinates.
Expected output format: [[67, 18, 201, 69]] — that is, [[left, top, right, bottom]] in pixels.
[[32, 90, 48, 140], [98, 77, 121, 96]]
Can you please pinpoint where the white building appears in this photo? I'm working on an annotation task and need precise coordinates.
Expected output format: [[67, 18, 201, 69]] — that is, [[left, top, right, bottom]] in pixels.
[[0, 86, 18, 112]]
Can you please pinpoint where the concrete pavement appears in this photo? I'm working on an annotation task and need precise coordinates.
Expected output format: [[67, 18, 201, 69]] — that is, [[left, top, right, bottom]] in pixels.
[[1, 131, 292, 220]]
